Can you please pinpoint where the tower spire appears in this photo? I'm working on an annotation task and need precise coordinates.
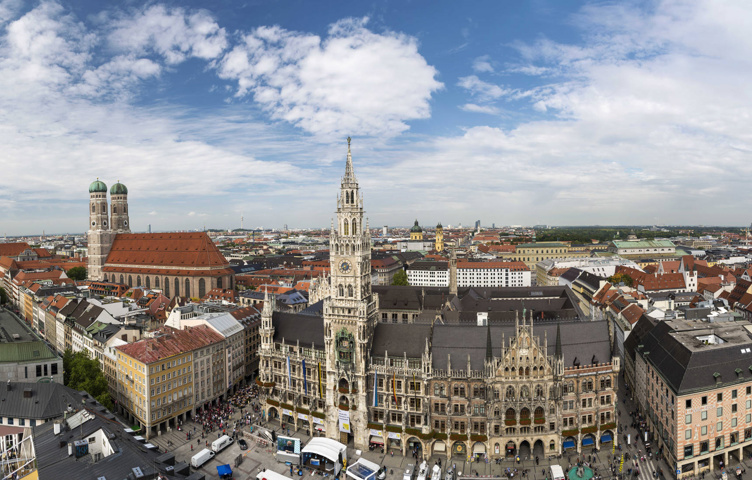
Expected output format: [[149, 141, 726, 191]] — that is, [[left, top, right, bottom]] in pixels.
[[343, 136, 356, 184], [555, 323, 562, 359], [486, 323, 493, 361]]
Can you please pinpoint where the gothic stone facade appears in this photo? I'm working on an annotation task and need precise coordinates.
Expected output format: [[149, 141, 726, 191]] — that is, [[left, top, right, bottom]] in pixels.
[[257, 141, 619, 456]]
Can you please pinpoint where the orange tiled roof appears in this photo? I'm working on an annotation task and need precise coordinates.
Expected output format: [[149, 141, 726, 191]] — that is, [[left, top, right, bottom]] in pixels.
[[116, 325, 224, 364], [105, 233, 229, 270], [0, 242, 30, 257], [0, 256, 18, 271]]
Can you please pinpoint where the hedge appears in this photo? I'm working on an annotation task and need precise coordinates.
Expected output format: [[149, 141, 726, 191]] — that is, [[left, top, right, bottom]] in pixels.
[[368, 422, 383, 430], [449, 433, 466, 441], [267, 399, 280, 407], [311, 411, 325, 419], [600, 422, 616, 430], [581, 426, 598, 434], [434, 433, 448, 440], [562, 429, 578, 436], [385, 425, 402, 433], [470, 434, 488, 442], [405, 428, 421, 436], [280, 403, 294, 410]]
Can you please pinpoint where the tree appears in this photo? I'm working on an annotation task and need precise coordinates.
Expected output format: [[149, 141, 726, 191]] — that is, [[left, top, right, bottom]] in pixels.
[[67, 266, 87, 281], [391, 270, 409, 286], [64, 350, 113, 411], [608, 273, 634, 287], [0, 286, 8, 305]]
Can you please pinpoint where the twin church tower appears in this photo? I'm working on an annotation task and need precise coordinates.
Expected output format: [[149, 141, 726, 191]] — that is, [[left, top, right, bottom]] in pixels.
[[87, 180, 130, 281]]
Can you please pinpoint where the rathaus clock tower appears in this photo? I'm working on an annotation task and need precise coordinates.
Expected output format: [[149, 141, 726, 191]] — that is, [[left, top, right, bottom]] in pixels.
[[323, 138, 378, 448]]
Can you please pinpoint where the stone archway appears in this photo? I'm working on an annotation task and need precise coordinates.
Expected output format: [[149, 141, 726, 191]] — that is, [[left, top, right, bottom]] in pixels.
[[601, 430, 614, 446], [505, 441, 516, 458], [519, 440, 531, 459], [472, 442, 486, 460], [268, 406, 279, 420], [433, 440, 447, 457], [582, 434, 596, 449], [407, 437, 423, 459], [533, 440, 544, 458]]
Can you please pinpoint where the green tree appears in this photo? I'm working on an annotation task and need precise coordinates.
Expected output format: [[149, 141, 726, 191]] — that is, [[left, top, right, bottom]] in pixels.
[[391, 270, 409, 286], [0, 286, 8, 305], [64, 350, 113, 411], [608, 273, 634, 287], [66, 266, 87, 281]]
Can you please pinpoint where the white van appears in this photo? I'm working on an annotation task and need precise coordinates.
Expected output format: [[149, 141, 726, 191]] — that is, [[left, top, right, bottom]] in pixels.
[[212, 434, 234, 453], [403, 463, 416, 480], [416, 461, 428, 480], [550, 465, 565, 480], [257, 469, 295, 480], [191, 448, 215, 468], [431, 464, 442, 480]]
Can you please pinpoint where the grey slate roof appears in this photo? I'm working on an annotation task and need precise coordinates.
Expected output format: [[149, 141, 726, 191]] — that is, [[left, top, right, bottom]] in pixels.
[[272, 311, 325, 349], [430, 321, 612, 371], [372, 323, 432, 358], [33, 390, 191, 480], [637, 319, 752, 394], [0, 381, 84, 420]]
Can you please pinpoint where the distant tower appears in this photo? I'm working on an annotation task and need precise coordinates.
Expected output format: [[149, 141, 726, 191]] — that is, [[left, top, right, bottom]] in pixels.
[[241, 212, 244, 230], [88, 179, 111, 281], [110, 181, 130, 233], [435, 222, 444, 252], [449, 246, 458, 295], [382, 225, 387, 237], [148, 224, 152, 234], [409, 220, 423, 241]]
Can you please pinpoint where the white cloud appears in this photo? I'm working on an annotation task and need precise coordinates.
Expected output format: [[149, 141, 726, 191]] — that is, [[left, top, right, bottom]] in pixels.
[[460, 103, 499, 115], [457, 75, 511, 102], [472, 55, 493, 73], [217, 17, 443, 137], [108, 5, 227, 64]]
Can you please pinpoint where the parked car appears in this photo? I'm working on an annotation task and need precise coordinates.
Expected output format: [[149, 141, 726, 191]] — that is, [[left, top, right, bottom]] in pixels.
[[238, 439, 248, 450]]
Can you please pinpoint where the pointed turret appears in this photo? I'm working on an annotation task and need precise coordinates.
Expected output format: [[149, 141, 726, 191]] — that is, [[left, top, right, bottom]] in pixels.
[[485, 323, 493, 361], [343, 136, 357, 184], [555, 323, 562, 359]]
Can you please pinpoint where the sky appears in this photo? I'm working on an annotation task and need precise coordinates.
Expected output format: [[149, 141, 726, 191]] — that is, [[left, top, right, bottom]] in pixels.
[[1, 0, 752, 235]]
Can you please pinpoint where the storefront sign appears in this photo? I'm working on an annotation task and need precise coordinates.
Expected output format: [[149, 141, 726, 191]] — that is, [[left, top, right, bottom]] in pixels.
[[387, 431, 401, 440], [370, 429, 383, 437], [298, 413, 310, 421], [282, 408, 293, 417]]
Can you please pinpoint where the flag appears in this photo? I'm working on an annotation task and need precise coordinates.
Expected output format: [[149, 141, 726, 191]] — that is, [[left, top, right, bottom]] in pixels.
[[287, 356, 292, 388], [373, 370, 378, 407], [317, 362, 322, 399], [392, 372, 397, 405], [302, 359, 308, 395]]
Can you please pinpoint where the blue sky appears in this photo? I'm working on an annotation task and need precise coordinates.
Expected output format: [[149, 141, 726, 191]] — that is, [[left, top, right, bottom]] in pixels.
[[1, 0, 751, 235]]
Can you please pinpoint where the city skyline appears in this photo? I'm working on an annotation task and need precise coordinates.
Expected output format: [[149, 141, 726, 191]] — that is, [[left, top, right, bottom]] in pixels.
[[2, 0, 751, 235]]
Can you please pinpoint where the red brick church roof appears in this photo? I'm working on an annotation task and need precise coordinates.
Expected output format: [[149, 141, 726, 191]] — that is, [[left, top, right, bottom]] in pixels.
[[103, 233, 231, 274]]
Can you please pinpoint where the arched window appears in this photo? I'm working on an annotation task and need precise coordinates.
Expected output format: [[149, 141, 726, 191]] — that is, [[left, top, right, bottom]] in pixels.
[[217, 277, 223, 289], [120, 274, 124, 284], [535, 385, 544, 398], [347, 285, 353, 297], [520, 408, 530, 419], [346, 243, 350, 255], [506, 386, 515, 399], [102, 204, 106, 213], [534, 407, 545, 418], [505, 408, 516, 420], [174, 278, 180, 297], [525, 367, 530, 376], [103, 274, 107, 282], [351, 190, 354, 203], [352, 219, 357, 235], [338, 285, 344, 297], [155, 276, 160, 288], [185, 279, 190, 298], [344, 221, 349, 236], [199, 278, 206, 298], [164, 278, 170, 297], [128, 275, 132, 287], [334, 243, 339, 254], [345, 191, 350, 204], [518, 367, 524, 376], [136, 276, 141, 286], [146, 276, 150, 289], [91, 205, 95, 213], [113, 206, 117, 214], [520, 386, 530, 399]]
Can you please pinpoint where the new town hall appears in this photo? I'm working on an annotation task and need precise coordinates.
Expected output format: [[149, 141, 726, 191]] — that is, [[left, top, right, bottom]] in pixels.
[[258, 140, 620, 459]]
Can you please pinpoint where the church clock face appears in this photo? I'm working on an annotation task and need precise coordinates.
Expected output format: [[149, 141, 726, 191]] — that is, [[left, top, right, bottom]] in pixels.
[[339, 260, 352, 273]]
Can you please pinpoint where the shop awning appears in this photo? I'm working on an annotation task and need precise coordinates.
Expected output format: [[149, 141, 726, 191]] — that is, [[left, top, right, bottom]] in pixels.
[[582, 437, 594, 447], [369, 435, 384, 445], [601, 435, 612, 443], [563, 441, 576, 449], [472, 443, 486, 454], [434, 441, 446, 452]]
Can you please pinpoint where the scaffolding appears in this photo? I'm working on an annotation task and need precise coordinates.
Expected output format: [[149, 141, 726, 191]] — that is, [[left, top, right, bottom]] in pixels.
[[1, 432, 35, 480]]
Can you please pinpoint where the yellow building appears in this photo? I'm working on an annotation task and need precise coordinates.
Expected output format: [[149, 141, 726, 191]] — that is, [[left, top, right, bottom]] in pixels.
[[435, 222, 444, 252], [409, 220, 423, 241], [498, 243, 589, 269], [115, 325, 224, 438]]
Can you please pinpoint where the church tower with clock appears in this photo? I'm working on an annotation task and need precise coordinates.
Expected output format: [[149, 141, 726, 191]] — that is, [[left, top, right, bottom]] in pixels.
[[323, 138, 378, 448]]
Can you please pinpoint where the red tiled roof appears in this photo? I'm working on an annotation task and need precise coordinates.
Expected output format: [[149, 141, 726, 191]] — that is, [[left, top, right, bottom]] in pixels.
[[116, 325, 224, 364], [105, 233, 229, 270], [13, 270, 66, 283], [103, 266, 234, 277], [0, 256, 18, 271], [34, 248, 52, 258], [621, 304, 645, 325], [230, 306, 260, 321], [0, 242, 30, 257], [201, 288, 237, 302]]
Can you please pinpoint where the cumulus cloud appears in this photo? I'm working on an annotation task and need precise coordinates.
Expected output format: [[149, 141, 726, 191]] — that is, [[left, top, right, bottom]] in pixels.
[[383, 0, 752, 226], [218, 17, 443, 137], [108, 5, 227, 64]]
